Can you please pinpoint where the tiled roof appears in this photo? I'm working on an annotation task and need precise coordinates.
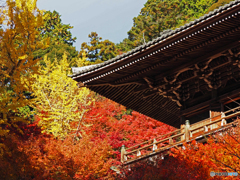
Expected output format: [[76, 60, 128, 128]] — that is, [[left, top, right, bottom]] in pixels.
[[71, 64, 100, 75]]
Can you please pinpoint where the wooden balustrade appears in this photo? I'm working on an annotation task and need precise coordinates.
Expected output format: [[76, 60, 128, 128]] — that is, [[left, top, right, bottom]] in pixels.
[[121, 106, 240, 164]]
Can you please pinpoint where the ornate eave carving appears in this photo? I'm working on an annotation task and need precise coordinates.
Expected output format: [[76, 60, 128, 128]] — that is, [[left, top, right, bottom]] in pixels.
[[131, 46, 240, 107]]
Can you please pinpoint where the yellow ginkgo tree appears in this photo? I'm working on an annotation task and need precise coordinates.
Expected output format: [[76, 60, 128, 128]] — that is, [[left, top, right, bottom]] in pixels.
[[32, 53, 91, 138], [0, 0, 48, 146]]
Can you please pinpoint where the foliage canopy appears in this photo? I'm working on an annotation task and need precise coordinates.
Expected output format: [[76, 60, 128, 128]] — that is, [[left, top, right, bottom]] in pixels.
[[0, 0, 48, 146], [32, 54, 91, 138]]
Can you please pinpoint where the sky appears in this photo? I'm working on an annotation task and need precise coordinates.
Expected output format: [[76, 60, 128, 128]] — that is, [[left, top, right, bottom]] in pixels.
[[37, 0, 147, 51]]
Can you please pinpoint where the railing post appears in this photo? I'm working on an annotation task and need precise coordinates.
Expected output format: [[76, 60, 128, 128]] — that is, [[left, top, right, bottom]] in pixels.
[[169, 137, 173, 145], [137, 150, 141, 157], [181, 124, 185, 141], [153, 138, 157, 152], [204, 126, 208, 132], [185, 120, 190, 141], [221, 112, 227, 126], [121, 145, 127, 163], [209, 110, 212, 130]]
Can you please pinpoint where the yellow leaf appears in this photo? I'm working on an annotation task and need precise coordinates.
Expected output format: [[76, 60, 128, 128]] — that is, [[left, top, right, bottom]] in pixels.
[[18, 54, 28, 60], [32, 52, 92, 138]]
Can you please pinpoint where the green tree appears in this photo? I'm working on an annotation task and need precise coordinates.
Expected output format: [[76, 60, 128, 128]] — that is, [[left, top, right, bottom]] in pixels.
[[40, 10, 76, 45], [34, 10, 78, 64], [79, 32, 118, 62], [116, 38, 134, 54], [122, 0, 217, 50], [37, 43, 78, 66], [207, 0, 232, 12]]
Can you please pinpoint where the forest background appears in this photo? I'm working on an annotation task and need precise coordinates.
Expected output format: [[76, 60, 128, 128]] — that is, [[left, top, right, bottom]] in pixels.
[[0, 0, 239, 179]]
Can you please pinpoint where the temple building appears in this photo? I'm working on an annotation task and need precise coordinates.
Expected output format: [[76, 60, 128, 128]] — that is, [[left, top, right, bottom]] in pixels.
[[70, 0, 240, 128]]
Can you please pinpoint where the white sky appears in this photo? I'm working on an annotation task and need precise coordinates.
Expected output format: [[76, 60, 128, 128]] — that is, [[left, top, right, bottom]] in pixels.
[[37, 0, 147, 51]]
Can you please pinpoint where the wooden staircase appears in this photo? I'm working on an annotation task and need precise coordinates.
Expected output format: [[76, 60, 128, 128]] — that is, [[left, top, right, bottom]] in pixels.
[[121, 106, 240, 165]]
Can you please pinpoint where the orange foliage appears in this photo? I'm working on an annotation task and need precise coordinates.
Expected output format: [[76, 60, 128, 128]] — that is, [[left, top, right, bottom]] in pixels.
[[1, 96, 177, 179], [170, 121, 240, 180], [0, 133, 113, 179], [80, 97, 175, 162]]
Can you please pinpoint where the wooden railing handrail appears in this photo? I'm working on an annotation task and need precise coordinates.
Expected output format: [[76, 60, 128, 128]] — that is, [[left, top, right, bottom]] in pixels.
[[125, 132, 185, 155], [122, 105, 240, 163], [126, 128, 183, 150], [123, 121, 239, 165], [190, 105, 240, 127], [190, 110, 240, 132], [125, 107, 239, 151]]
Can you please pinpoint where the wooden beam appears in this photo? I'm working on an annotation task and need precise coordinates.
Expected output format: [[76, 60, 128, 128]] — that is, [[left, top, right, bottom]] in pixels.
[[133, 85, 151, 93], [224, 96, 240, 104], [182, 87, 240, 116], [77, 82, 85, 88], [143, 77, 154, 88], [143, 90, 159, 98], [155, 41, 240, 81]]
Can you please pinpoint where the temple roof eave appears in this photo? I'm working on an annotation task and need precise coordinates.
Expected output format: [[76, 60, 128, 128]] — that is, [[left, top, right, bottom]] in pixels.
[[70, 0, 240, 83], [70, 0, 240, 128]]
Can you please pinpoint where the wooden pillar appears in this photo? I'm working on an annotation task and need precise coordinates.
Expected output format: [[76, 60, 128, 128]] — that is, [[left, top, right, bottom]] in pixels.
[[211, 89, 218, 99], [221, 102, 224, 112]]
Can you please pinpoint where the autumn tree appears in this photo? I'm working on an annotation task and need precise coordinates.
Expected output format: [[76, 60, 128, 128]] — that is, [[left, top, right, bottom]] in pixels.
[[0, 0, 48, 147], [0, 132, 113, 179], [80, 97, 175, 163], [73, 50, 93, 68], [79, 32, 118, 62], [32, 53, 91, 138]]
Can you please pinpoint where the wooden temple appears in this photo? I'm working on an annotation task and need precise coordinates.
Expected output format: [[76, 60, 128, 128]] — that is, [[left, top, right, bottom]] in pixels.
[[71, 0, 240, 129]]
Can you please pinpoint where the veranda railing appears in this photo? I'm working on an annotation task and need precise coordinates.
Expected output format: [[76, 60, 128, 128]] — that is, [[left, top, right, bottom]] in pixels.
[[121, 105, 240, 164]]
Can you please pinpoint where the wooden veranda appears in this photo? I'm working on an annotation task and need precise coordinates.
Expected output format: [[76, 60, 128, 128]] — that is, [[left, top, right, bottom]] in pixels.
[[121, 106, 240, 165]]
